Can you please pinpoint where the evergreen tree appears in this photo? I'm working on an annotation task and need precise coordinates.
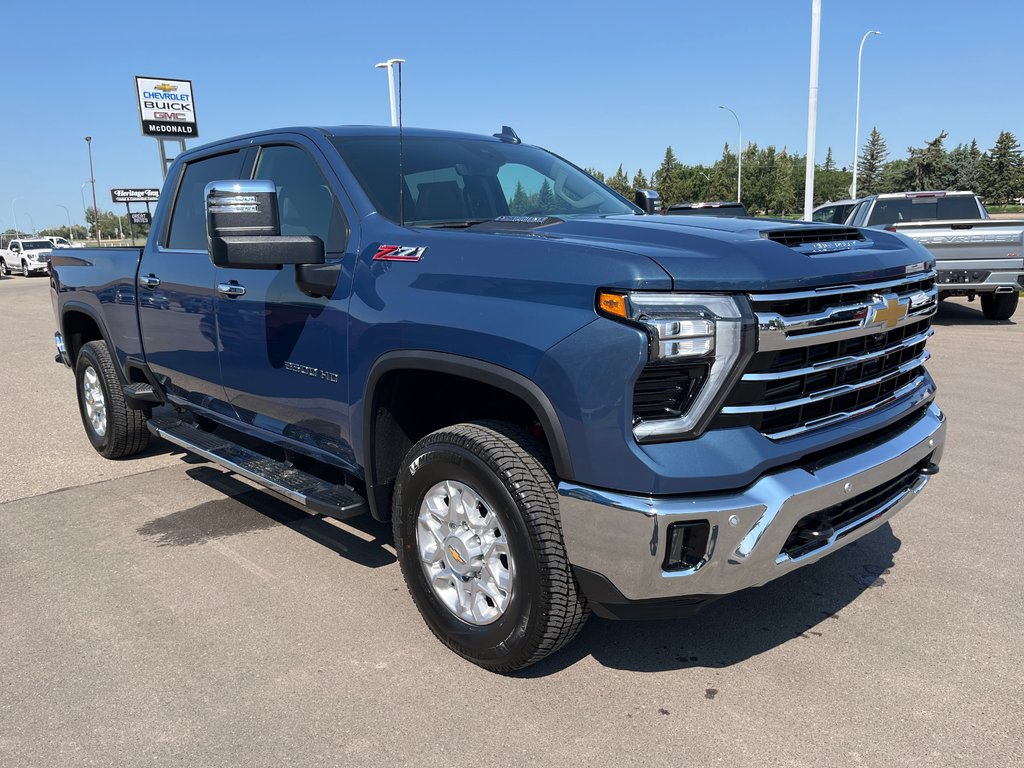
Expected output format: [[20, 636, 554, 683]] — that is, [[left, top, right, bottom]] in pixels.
[[631, 168, 649, 191], [948, 141, 984, 192], [536, 179, 555, 212], [878, 158, 914, 193], [824, 147, 836, 172], [858, 127, 888, 195], [582, 167, 605, 182], [607, 164, 632, 198], [708, 143, 737, 202], [906, 131, 950, 190], [509, 181, 530, 215], [981, 131, 1023, 204], [655, 146, 684, 204]]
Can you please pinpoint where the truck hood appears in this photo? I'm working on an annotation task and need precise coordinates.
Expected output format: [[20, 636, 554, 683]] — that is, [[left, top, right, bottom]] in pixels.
[[459, 214, 933, 292]]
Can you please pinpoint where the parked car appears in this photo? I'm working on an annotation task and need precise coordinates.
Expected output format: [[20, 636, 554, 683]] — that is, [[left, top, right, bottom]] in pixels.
[[44, 236, 76, 249], [50, 125, 946, 672], [1, 238, 53, 276], [664, 201, 749, 217], [847, 191, 1024, 320], [812, 199, 860, 224]]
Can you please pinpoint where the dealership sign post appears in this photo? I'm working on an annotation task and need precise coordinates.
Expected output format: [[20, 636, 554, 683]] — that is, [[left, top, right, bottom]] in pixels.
[[111, 187, 160, 246], [134, 76, 199, 180]]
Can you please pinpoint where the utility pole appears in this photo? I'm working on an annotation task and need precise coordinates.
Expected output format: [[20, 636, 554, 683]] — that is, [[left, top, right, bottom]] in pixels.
[[85, 136, 101, 245], [803, 0, 822, 220]]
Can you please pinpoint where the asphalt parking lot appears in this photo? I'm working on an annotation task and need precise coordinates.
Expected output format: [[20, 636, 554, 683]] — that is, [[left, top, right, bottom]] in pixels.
[[1, 273, 1021, 767]]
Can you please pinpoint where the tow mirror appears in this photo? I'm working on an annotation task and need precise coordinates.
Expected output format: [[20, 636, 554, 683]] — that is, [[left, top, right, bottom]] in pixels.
[[204, 180, 324, 269], [634, 189, 662, 215]]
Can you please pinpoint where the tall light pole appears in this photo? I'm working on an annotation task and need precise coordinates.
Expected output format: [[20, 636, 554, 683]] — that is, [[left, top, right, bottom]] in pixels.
[[56, 204, 73, 240], [85, 136, 101, 245], [851, 30, 881, 198], [803, 0, 823, 220], [718, 105, 742, 203], [374, 58, 406, 126], [25, 213, 36, 235], [11, 197, 23, 238]]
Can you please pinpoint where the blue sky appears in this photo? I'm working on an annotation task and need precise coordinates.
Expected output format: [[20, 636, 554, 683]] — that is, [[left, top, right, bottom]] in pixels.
[[1, 0, 1021, 230]]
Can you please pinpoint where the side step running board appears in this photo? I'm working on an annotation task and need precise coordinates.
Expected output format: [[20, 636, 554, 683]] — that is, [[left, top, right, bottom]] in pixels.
[[147, 416, 367, 520]]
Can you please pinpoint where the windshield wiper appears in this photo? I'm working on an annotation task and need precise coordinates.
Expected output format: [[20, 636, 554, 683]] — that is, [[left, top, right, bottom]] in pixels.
[[413, 219, 493, 229]]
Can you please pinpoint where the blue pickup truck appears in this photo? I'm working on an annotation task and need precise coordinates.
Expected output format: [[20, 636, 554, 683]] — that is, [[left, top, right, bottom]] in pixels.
[[50, 125, 946, 672]]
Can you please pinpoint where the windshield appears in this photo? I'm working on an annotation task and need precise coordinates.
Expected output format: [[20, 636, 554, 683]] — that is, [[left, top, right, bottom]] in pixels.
[[21, 240, 52, 250], [867, 196, 983, 226], [331, 135, 637, 224]]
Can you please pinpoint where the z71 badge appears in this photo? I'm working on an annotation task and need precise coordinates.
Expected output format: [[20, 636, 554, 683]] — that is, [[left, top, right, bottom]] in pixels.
[[373, 245, 427, 262]]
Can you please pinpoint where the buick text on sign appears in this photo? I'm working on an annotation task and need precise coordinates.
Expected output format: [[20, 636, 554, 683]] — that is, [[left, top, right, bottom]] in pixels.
[[135, 76, 199, 138]]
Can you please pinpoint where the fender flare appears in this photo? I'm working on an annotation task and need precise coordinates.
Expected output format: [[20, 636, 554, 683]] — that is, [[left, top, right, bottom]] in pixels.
[[362, 350, 574, 509], [60, 300, 116, 365]]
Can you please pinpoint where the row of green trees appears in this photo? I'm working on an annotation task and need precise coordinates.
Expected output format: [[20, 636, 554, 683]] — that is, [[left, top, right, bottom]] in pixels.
[[585, 129, 1023, 215], [2, 208, 152, 243]]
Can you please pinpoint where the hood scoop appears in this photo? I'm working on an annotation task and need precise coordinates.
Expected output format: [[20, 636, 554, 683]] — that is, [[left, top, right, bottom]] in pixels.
[[472, 216, 564, 233], [761, 226, 868, 254]]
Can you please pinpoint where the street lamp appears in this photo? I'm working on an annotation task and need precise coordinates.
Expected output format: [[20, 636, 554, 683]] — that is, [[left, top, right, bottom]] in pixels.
[[698, 171, 711, 201], [25, 213, 36, 236], [56, 204, 73, 241], [803, 0, 823, 220], [374, 58, 406, 127], [851, 30, 881, 198], [85, 136, 101, 245], [718, 105, 742, 203], [11, 197, 23, 238]]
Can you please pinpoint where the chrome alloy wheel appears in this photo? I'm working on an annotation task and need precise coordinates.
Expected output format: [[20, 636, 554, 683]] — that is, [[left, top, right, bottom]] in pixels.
[[81, 366, 108, 437], [416, 480, 515, 626]]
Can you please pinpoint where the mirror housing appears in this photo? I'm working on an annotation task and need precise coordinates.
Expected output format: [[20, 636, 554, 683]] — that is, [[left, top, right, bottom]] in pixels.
[[634, 189, 663, 215], [204, 180, 324, 269]]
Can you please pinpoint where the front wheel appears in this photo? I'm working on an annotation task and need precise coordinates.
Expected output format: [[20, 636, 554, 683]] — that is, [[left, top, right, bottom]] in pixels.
[[393, 421, 588, 673], [21, 260, 29, 277], [980, 291, 1019, 321], [74, 340, 150, 459]]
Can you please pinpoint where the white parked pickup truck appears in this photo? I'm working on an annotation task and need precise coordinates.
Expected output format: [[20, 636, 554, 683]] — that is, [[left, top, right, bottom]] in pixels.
[[0, 239, 54, 277], [846, 191, 1023, 320]]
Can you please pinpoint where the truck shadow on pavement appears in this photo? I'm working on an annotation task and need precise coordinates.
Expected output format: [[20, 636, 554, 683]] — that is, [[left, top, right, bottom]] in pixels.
[[521, 525, 901, 677], [932, 299, 1018, 326], [136, 466, 395, 569]]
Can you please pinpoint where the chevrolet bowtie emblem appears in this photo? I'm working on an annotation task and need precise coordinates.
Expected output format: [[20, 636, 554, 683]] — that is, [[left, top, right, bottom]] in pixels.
[[869, 296, 908, 329], [448, 546, 466, 565]]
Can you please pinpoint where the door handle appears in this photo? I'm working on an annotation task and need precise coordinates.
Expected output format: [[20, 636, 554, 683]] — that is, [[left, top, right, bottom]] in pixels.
[[217, 282, 246, 298], [140, 275, 160, 288]]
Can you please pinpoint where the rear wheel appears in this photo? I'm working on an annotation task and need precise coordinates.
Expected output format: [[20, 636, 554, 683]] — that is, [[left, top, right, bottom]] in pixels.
[[980, 291, 1019, 321], [74, 340, 150, 459], [393, 421, 588, 672], [0, 258, 8, 276]]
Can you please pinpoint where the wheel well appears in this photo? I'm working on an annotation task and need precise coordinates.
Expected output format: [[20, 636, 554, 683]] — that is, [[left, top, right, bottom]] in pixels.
[[62, 310, 105, 365], [368, 368, 552, 520]]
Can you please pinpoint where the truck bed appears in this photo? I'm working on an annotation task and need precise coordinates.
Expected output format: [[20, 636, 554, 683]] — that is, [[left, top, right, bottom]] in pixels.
[[50, 247, 145, 369]]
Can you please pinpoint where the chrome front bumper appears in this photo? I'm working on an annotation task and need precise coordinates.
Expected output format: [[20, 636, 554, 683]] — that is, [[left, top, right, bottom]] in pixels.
[[558, 403, 946, 602]]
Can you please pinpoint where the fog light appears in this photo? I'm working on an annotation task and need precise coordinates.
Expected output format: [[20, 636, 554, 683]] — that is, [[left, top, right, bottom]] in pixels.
[[663, 521, 711, 571]]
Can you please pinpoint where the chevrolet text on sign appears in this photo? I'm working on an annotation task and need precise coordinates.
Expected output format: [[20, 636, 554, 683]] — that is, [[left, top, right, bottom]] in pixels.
[[135, 76, 199, 138]]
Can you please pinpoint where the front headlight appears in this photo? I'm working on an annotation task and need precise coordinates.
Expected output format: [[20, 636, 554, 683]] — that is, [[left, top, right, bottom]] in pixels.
[[598, 291, 754, 442]]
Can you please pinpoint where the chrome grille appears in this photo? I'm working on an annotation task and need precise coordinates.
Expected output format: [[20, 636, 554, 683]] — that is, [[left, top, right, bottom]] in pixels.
[[715, 271, 938, 439]]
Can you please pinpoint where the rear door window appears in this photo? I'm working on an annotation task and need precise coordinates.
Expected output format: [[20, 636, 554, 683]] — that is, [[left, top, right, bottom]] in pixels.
[[166, 151, 244, 250]]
